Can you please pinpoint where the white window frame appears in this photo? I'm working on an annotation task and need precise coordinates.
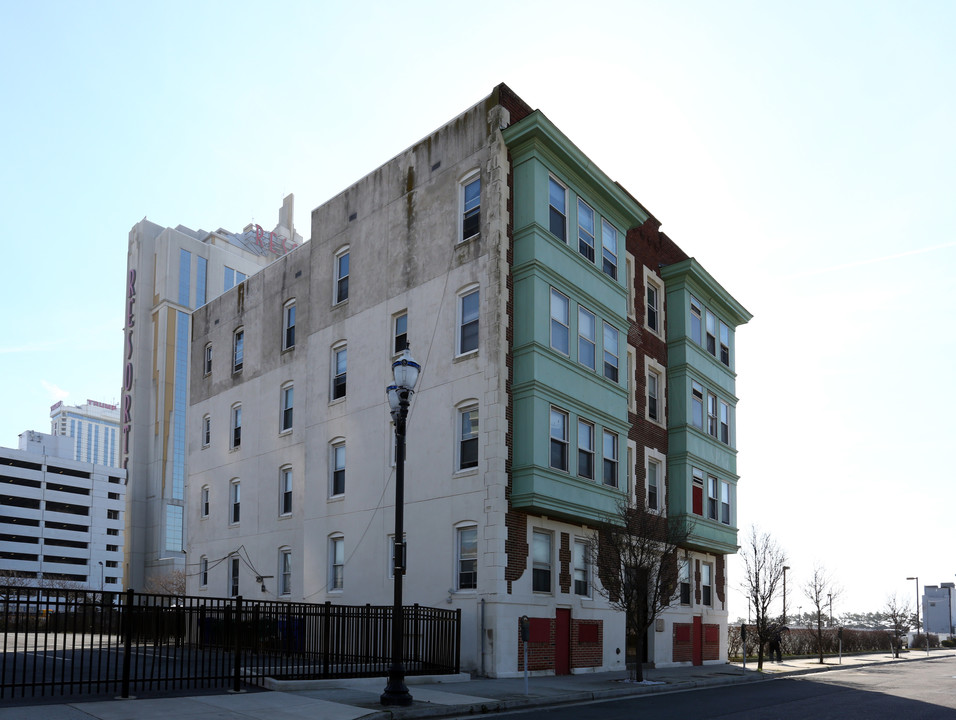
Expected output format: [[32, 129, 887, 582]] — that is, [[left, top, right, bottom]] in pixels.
[[329, 535, 344, 591], [331, 343, 347, 401], [573, 538, 590, 597], [283, 299, 296, 351], [603, 322, 619, 382], [230, 479, 240, 524], [455, 523, 478, 591], [578, 306, 596, 371], [691, 382, 704, 430], [279, 466, 292, 516], [233, 327, 244, 373], [460, 171, 481, 242], [280, 382, 294, 433], [532, 529, 553, 593], [602, 430, 618, 488], [393, 311, 408, 355], [719, 400, 730, 445], [200, 485, 209, 519], [706, 310, 717, 356], [721, 480, 732, 526], [550, 288, 570, 356], [644, 355, 666, 427], [601, 219, 618, 280], [457, 403, 479, 472], [330, 440, 346, 497], [707, 475, 719, 521], [549, 406, 569, 472], [457, 286, 479, 356], [701, 563, 713, 606], [231, 403, 242, 449], [719, 320, 731, 367], [201, 414, 211, 448], [577, 197, 595, 262], [642, 266, 665, 338], [577, 418, 594, 480], [690, 296, 703, 345], [548, 176, 568, 242], [679, 558, 691, 605], [203, 343, 212, 376], [199, 555, 208, 588], [707, 393, 719, 438], [334, 246, 349, 305], [279, 548, 292, 596], [645, 447, 666, 514]]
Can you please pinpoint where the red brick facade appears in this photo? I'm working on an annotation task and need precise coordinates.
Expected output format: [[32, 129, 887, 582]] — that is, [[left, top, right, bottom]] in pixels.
[[516, 617, 604, 672], [672, 621, 720, 663]]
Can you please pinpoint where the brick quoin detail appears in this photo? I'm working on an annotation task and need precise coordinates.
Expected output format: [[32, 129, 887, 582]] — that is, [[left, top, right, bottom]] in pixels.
[[516, 618, 603, 672], [716, 554, 726, 605], [694, 558, 702, 605], [559, 532, 571, 594]]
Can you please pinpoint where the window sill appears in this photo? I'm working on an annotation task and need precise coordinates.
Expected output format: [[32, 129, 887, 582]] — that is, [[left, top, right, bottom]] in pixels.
[[329, 396, 346, 406], [454, 467, 479, 477], [458, 232, 480, 245], [332, 298, 349, 309], [279, 428, 293, 437], [453, 351, 478, 363], [229, 446, 241, 453], [278, 513, 293, 520], [233, 368, 243, 376], [201, 444, 209, 450], [328, 494, 344, 502]]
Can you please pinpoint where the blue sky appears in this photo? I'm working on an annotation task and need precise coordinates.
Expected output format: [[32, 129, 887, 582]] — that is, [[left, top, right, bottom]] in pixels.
[[2, 0, 954, 616]]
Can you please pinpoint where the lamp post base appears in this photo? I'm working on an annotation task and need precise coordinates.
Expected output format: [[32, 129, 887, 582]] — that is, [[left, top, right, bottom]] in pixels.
[[380, 672, 413, 706]]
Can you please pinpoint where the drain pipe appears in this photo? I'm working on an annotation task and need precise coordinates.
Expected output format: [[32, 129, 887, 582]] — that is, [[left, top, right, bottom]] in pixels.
[[480, 598, 486, 677]]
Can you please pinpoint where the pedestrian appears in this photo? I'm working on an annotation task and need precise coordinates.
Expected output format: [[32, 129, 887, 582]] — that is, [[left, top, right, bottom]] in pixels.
[[768, 623, 783, 663]]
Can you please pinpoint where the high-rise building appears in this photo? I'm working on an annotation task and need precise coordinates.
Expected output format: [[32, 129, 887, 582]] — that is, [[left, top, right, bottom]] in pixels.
[[121, 195, 302, 589], [185, 85, 750, 676], [0, 431, 126, 591], [50, 399, 120, 468]]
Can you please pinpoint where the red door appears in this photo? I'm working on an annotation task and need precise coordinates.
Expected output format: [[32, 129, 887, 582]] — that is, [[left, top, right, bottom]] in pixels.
[[692, 616, 703, 666], [555, 609, 571, 675]]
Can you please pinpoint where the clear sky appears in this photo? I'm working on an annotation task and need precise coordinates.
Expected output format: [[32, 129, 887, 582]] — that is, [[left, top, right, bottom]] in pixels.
[[2, 0, 954, 618]]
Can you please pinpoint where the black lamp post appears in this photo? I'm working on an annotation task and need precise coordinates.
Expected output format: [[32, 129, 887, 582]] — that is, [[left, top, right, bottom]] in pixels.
[[782, 565, 790, 624], [907, 576, 927, 655], [381, 348, 420, 707]]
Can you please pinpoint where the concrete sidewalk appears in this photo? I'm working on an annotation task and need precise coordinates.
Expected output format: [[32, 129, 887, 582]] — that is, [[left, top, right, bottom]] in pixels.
[[1, 649, 952, 720]]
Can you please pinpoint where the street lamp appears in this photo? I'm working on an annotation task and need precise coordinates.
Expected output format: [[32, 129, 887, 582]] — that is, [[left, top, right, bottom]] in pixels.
[[381, 348, 421, 707], [827, 593, 832, 626], [782, 566, 791, 624], [907, 576, 928, 655]]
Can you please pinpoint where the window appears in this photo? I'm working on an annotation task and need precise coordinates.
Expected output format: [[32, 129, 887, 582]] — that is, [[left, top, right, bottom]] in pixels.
[[458, 406, 479, 471], [719, 401, 730, 444], [647, 458, 660, 512], [283, 301, 296, 350], [394, 312, 408, 354], [690, 296, 702, 344], [706, 311, 717, 356], [201, 415, 211, 447], [719, 321, 730, 366], [462, 174, 480, 241], [107, 509, 119, 520], [281, 384, 294, 432], [280, 548, 292, 596], [233, 329, 244, 372], [601, 219, 618, 279], [708, 394, 718, 438], [578, 307, 595, 371], [573, 540, 589, 596], [548, 177, 567, 242], [332, 345, 347, 400], [200, 486, 209, 518], [203, 344, 212, 376], [230, 480, 240, 524], [231, 404, 242, 448], [577, 198, 595, 261], [331, 443, 345, 496], [532, 530, 552, 592], [106, 544, 118, 552], [701, 563, 713, 606], [107, 527, 119, 536], [200, 556, 208, 588], [707, 476, 718, 521], [692, 468, 705, 516], [280, 467, 292, 516], [646, 283, 660, 333], [647, 370, 660, 422], [550, 288, 570, 355], [329, 536, 344, 590], [458, 288, 479, 355], [721, 480, 731, 525], [549, 408, 568, 472], [679, 559, 691, 605], [224, 267, 246, 292], [456, 525, 477, 590], [334, 248, 349, 304], [603, 431, 618, 487], [230, 556, 239, 597], [691, 383, 704, 430], [577, 419, 594, 479], [603, 323, 619, 382]]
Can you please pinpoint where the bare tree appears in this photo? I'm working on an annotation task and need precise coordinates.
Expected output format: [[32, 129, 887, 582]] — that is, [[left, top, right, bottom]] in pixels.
[[882, 594, 911, 656], [0, 571, 37, 601], [591, 499, 692, 682], [803, 565, 841, 663], [144, 569, 186, 596], [740, 526, 787, 670]]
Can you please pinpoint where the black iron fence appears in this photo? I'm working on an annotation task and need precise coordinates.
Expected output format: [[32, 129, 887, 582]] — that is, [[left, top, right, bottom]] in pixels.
[[0, 587, 460, 700]]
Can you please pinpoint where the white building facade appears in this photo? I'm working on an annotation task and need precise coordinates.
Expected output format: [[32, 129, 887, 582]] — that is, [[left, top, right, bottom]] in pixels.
[[50, 399, 121, 468], [0, 431, 126, 591], [122, 196, 302, 589]]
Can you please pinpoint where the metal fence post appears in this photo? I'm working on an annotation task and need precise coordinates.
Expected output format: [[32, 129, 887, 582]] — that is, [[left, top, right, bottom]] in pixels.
[[120, 588, 134, 698], [232, 595, 243, 693]]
